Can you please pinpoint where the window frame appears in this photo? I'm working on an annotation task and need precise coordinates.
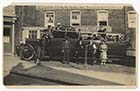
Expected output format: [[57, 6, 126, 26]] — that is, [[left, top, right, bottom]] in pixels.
[[70, 10, 81, 26], [44, 11, 55, 27], [97, 10, 109, 26], [127, 11, 137, 28]]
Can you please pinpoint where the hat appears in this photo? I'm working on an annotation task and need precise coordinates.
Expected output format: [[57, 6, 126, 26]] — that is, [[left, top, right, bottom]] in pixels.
[[48, 24, 51, 27], [57, 23, 61, 25]]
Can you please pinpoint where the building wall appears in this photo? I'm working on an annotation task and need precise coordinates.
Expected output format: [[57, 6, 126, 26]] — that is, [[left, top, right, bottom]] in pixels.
[[35, 9, 71, 26], [15, 6, 36, 43], [3, 5, 15, 16], [22, 6, 36, 27], [35, 9, 97, 27], [125, 6, 136, 56], [15, 5, 135, 39], [81, 9, 97, 26], [35, 8, 126, 34], [109, 9, 126, 34]]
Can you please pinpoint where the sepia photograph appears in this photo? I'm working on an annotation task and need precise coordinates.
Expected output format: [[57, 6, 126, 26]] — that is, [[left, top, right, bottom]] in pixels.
[[3, 3, 137, 88]]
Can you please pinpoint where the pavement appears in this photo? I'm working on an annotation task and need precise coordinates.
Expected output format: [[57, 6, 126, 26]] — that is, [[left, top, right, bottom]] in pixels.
[[3, 55, 136, 86]]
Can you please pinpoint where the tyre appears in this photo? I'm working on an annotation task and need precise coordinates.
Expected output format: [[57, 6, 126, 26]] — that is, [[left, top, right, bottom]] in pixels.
[[20, 46, 34, 61]]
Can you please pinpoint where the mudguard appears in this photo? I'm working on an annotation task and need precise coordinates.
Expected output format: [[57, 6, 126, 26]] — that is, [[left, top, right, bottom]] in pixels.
[[19, 44, 37, 61]]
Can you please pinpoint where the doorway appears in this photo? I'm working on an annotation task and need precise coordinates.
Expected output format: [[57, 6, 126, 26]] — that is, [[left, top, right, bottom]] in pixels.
[[3, 27, 12, 53]]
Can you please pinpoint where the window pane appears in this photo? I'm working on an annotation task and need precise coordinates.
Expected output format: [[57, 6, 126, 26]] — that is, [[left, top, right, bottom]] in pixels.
[[72, 12, 80, 20], [29, 31, 32, 38], [66, 32, 79, 39], [72, 23, 80, 26], [35, 31, 37, 39], [28, 30, 37, 39], [52, 31, 65, 38], [4, 28, 10, 36], [99, 21, 107, 26], [71, 11, 81, 26]]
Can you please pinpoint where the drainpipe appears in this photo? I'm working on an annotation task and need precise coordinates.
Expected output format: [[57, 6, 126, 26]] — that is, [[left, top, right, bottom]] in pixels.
[[12, 16, 17, 55], [124, 6, 127, 35], [19, 6, 24, 42]]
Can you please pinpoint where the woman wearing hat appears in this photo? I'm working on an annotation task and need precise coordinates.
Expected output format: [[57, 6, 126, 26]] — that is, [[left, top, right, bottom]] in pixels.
[[99, 40, 108, 65]]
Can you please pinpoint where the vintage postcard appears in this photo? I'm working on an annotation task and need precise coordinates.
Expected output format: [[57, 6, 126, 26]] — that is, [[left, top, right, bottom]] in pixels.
[[3, 3, 137, 88]]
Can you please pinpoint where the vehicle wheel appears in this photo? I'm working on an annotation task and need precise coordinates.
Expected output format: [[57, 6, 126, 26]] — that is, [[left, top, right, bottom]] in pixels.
[[20, 46, 34, 61]]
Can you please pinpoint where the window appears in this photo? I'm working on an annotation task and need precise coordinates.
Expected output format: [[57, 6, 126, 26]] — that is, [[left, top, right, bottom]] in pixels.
[[45, 11, 55, 27], [128, 11, 137, 28], [4, 28, 10, 36], [29, 30, 37, 39], [97, 10, 108, 26], [66, 32, 79, 39], [52, 31, 65, 38], [70, 10, 81, 26]]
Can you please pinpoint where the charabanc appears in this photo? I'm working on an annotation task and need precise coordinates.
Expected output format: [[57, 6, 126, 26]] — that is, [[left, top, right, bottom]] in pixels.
[[18, 26, 129, 64]]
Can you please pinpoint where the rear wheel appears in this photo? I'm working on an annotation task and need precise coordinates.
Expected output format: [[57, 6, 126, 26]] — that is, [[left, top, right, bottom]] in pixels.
[[20, 46, 34, 61]]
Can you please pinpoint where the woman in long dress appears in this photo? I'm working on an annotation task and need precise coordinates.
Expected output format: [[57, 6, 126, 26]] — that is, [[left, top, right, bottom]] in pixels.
[[99, 41, 108, 65]]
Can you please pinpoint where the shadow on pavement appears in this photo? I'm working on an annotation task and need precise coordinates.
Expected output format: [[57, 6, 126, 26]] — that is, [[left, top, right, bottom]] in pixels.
[[4, 63, 82, 85]]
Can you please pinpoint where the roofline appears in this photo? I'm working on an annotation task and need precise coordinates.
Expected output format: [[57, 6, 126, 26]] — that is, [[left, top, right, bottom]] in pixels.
[[3, 15, 17, 18], [8, 3, 133, 10], [11, 3, 132, 6]]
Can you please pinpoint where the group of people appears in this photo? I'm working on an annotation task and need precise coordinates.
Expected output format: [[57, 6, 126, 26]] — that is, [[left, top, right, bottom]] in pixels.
[[34, 24, 108, 66], [62, 36, 108, 65]]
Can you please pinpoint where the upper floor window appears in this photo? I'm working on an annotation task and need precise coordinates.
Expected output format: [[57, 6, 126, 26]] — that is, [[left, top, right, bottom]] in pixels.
[[128, 11, 137, 28], [97, 10, 108, 26], [70, 10, 81, 26], [44, 11, 55, 27]]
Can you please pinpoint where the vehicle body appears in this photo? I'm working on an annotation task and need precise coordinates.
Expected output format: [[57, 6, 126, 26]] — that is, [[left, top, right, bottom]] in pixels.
[[80, 31, 93, 40]]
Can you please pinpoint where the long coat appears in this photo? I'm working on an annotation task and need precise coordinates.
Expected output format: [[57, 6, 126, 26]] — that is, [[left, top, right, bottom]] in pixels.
[[87, 43, 97, 59], [62, 40, 71, 60], [75, 40, 85, 59]]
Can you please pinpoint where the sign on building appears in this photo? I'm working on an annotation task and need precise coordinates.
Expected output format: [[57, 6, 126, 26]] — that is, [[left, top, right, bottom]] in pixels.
[[128, 11, 137, 28]]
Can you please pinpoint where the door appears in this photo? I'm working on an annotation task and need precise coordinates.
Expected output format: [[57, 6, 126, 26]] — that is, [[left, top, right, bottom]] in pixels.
[[3, 27, 12, 53]]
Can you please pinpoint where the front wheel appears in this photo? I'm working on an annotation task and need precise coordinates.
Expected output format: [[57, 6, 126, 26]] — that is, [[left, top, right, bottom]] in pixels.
[[20, 46, 34, 61]]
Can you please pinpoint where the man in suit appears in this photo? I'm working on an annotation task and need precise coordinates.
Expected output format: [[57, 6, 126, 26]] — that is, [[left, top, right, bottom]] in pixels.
[[75, 37, 85, 64], [62, 37, 71, 64], [87, 40, 97, 65]]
